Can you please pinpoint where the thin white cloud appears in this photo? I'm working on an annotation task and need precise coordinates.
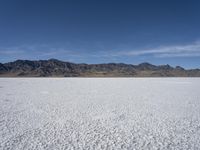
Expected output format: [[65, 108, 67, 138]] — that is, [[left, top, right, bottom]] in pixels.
[[0, 50, 25, 55], [38, 49, 73, 56], [114, 41, 200, 58], [1, 41, 200, 61]]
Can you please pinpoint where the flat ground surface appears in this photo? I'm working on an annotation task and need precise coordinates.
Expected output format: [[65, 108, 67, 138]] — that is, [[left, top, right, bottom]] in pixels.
[[0, 78, 200, 150]]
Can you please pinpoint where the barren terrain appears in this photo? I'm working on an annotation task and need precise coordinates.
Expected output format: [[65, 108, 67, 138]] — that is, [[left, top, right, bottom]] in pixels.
[[0, 78, 200, 149]]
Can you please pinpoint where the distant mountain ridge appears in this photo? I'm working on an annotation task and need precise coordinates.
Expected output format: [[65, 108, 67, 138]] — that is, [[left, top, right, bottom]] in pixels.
[[0, 59, 200, 77]]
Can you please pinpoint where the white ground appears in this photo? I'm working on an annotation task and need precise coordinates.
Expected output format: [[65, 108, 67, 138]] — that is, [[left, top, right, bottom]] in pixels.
[[0, 78, 200, 150]]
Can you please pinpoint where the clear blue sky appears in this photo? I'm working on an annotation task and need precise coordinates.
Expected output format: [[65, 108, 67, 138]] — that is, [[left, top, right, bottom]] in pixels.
[[0, 0, 200, 68]]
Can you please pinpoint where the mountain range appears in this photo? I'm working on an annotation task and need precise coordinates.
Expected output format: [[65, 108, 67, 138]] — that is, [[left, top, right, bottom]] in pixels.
[[0, 59, 200, 77]]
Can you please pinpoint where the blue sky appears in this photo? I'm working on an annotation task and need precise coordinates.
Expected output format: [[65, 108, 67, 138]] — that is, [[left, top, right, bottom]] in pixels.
[[0, 0, 200, 68]]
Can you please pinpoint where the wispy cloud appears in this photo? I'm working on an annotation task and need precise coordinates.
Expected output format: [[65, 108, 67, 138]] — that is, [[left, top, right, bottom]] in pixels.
[[0, 45, 74, 57], [0, 49, 25, 55], [1, 41, 200, 63], [114, 41, 200, 58], [0, 44, 102, 63]]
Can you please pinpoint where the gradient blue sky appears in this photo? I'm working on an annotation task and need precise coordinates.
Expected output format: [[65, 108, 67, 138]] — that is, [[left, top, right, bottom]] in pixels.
[[0, 0, 200, 68]]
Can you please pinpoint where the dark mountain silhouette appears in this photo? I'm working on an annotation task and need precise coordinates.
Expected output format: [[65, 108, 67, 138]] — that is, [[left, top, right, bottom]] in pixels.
[[0, 59, 200, 77]]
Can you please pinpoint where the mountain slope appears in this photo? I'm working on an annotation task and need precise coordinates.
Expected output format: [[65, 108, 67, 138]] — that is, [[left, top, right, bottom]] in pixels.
[[0, 59, 200, 77]]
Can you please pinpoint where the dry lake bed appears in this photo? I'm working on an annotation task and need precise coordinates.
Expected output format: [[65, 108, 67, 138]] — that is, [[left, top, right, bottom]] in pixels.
[[0, 78, 200, 149]]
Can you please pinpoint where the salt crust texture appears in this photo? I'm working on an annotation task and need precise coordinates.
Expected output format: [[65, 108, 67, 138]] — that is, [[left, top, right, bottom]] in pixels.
[[0, 78, 200, 149]]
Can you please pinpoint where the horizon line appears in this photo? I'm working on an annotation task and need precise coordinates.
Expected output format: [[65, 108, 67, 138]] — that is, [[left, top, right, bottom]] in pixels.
[[1, 58, 199, 70]]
